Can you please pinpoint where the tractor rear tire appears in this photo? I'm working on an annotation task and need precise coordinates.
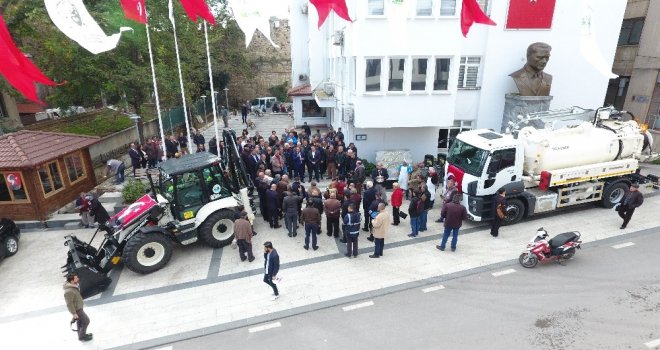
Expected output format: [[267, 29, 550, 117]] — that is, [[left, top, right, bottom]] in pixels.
[[198, 210, 237, 248], [122, 232, 173, 274]]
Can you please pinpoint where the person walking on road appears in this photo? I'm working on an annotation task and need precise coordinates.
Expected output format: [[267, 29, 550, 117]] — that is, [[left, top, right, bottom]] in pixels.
[[616, 183, 644, 229], [221, 105, 229, 128], [437, 194, 467, 252], [370, 203, 390, 258], [63, 273, 93, 342], [324, 192, 342, 238], [263, 242, 280, 300], [343, 204, 361, 258], [301, 200, 321, 250], [234, 211, 255, 262], [491, 188, 507, 237], [241, 101, 249, 125], [391, 182, 403, 226], [436, 177, 458, 223]]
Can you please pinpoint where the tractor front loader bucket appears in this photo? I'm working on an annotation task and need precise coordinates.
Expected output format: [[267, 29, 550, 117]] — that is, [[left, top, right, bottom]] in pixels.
[[63, 235, 112, 298]]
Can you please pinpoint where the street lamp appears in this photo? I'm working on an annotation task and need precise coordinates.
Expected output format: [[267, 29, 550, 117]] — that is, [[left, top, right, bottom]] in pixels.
[[201, 95, 207, 124], [129, 113, 142, 144], [223, 87, 229, 113]]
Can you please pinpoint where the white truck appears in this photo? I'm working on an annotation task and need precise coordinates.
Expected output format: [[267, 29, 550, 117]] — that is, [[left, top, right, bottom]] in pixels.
[[447, 106, 645, 224]]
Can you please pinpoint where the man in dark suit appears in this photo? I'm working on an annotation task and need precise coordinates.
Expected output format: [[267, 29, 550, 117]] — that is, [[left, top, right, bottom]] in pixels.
[[362, 181, 377, 232], [247, 148, 260, 181], [371, 162, 389, 188], [128, 143, 141, 177], [263, 241, 280, 300], [307, 145, 321, 182], [266, 184, 281, 228]]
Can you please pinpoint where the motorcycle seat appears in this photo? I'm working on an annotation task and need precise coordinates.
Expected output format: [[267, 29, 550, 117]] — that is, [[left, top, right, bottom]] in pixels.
[[549, 232, 579, 248]]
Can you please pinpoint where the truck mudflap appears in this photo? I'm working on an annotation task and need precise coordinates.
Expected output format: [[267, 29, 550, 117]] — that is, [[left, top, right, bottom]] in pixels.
[[62, 235, 112, 299]]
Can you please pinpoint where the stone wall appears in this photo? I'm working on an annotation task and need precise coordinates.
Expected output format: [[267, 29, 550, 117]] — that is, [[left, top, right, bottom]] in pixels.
[[228, 19, 292, 107]]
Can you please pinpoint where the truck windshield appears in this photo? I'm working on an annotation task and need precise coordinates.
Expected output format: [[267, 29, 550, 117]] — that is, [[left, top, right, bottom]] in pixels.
[[447, 139, 488, 176]]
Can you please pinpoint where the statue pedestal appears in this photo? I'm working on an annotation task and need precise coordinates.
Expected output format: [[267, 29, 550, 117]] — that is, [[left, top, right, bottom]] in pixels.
[[502, 94, 553, 133]]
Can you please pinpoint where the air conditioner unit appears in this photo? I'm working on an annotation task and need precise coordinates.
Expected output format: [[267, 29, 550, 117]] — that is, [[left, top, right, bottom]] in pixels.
[[298, 74, 309, 82], [342, 106, 354, 123], [323, 82, 335, 96], [332, 31, 343, 46], [301, 3, 308, 14]]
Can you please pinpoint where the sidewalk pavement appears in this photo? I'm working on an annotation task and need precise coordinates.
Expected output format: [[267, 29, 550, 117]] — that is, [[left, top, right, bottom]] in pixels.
[[0, 184, 658, 349]]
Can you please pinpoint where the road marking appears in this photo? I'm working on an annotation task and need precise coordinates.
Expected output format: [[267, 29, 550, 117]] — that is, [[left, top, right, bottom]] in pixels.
[[645, 338, 660, 348], [422, 285, 445, 293], [612, 242, 635, 249], [248, 322, 282, 333], [342, 300, 374, 311], [492, 269, 516, 277], [153, 347, 172, 350]]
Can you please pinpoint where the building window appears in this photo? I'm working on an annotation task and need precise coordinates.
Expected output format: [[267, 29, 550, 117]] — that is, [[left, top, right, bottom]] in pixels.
[[0, 172, 29, 202], [389, 58, 405, 92], [301, 100, 325, 118], [458, 56, 481, 89], [39, 160, 64, 196], [433, 58, 451, 91], [365, 58, 382, 92], [411, 58, 428, 91], [64, 153, 86, 184], [416, 0, 433, 16], [368, 0, 385, 16], [440, 0, 456, 16], [438, 120, 473, 149], [618, 18, 644, 46], [0, 95, 7, 119], [477, 0, 488, 14]]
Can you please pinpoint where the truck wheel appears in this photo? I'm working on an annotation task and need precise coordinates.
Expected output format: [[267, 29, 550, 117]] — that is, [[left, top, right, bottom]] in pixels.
[[198, 210, 236, 248], [503, 198, 525, 225], [601, 182, 628, 208], [122, 232, 173, 274], [1, 235, 18, 257]]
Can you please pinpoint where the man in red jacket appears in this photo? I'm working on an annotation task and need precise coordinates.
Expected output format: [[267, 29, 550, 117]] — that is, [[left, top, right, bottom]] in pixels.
[[437, 194, 467, 252], [390, 182, 403, 226]]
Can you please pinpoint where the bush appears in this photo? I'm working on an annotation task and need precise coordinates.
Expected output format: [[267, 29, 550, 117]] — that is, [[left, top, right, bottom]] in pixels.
[[269, 81, 289, 103], [361, 159, 376, 176], [122, 179, 147, 204]]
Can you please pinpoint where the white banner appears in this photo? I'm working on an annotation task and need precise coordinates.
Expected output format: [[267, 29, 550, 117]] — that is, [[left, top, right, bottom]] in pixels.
[[228, 0, 279, 48], [45, 0, 133, 54]]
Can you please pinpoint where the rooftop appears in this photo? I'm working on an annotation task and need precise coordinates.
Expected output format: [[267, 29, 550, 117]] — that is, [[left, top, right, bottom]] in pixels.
[[287, 83, 311, 97], [0, 130, 100, 169]]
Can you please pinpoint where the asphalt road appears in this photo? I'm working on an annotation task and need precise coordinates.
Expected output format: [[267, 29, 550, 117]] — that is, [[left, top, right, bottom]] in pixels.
[[165, 228, 660, 350]]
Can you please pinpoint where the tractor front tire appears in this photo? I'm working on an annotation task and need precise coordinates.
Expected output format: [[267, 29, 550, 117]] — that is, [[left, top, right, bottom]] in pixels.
[[198, 210, 237, 248], [122, 232, 173, 274]]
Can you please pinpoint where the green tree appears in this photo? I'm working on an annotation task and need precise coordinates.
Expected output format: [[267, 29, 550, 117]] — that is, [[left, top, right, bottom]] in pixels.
[[0, 0, 252, 116]]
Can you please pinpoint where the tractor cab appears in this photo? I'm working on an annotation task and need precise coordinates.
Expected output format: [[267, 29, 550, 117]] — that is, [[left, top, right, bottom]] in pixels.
[[153, 152, 233, 222]]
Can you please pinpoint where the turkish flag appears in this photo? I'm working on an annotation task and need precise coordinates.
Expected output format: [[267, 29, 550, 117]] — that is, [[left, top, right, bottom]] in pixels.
[[0, 14, 58, 105], [178, 0, 216, 25], [121, 0, 147, 24], [506, 0, 556, 29], [461, 0, 496, 37], [310, 0, 352, 29]]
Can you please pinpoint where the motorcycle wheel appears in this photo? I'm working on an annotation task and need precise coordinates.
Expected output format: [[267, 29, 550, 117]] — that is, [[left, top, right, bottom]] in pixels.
[[519, 253, 538, 268], [562, 248, 576, 260]]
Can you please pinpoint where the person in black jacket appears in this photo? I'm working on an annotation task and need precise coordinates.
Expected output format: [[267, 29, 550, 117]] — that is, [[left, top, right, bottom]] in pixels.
[[362, 181, 377, 232], [617, 183, 644, 229], [266, 184, 281, 228], [263, 241, 280, 300], [88, 196, 110, 230], [407, 191, 423, 238], [128, 143, 141, 177], [491, 188, 507, 237]]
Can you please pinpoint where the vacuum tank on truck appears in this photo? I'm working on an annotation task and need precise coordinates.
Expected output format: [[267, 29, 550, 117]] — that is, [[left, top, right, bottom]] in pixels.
[[446, 106, 645, 225]]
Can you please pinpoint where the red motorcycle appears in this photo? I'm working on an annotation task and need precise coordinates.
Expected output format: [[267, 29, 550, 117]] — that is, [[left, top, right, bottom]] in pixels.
[[518, 228, 582, 268]]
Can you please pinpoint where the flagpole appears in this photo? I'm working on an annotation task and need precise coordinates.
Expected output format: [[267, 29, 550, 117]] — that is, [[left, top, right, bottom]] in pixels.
[[169, 0, 194, 152], [204, 21, 221, 157], [145, 21, 167, 161]]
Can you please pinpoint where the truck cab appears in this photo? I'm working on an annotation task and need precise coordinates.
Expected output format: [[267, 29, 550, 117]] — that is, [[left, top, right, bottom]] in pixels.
[[446, 130, 525, 222]]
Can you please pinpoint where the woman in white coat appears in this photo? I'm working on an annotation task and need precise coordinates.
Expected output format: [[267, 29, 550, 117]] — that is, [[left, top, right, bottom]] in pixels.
[[398, 160, 412, 200]]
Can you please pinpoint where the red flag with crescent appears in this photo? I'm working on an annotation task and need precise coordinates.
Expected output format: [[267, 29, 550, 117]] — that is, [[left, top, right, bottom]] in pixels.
[[178, 0, 216, 25], [461, 0, 496, 37], [0, 15, 58, 105], [309, 0, 353, 29], [120, 0, 147, 24]]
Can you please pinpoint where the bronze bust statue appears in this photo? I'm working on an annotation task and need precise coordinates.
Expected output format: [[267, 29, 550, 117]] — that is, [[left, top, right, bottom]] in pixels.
[[509, 42, 552, 96]]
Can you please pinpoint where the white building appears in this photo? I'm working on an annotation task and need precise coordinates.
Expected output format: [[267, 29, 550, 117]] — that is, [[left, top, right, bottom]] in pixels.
[[288, 0, 626, 162]]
